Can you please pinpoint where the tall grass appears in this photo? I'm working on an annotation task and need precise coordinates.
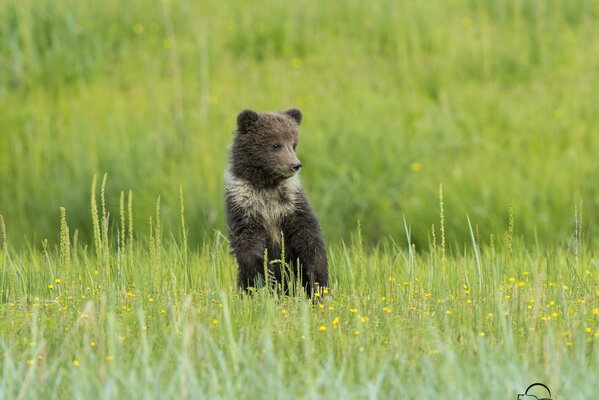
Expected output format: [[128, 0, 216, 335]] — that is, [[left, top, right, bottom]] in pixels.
[[1, 2, 598, 395], [1, 0, 598, 247], [0, 175, 597, 398]]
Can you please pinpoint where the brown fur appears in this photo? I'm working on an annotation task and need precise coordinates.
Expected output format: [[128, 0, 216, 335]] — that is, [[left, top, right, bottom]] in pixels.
[[225, 109, 328, 295]]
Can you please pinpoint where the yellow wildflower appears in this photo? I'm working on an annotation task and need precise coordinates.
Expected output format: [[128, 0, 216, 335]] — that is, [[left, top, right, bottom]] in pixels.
[[133, 23, 144, 35], [291, 58, 303, 69], [409, 162, 423, 172]]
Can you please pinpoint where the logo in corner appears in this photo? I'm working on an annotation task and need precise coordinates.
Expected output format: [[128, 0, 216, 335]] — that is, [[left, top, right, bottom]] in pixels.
[[517, 382, 552, 400]]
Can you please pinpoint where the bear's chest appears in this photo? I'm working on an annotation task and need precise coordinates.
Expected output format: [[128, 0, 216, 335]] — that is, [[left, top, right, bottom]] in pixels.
[[226, 173, 299, 244]]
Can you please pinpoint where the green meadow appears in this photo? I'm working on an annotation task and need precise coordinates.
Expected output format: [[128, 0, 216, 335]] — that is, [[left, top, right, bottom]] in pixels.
[[1, 0, 598, 398]]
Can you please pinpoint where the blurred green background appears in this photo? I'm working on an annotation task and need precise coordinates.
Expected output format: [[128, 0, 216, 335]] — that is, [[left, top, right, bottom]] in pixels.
[[1, 0, 598, 249]]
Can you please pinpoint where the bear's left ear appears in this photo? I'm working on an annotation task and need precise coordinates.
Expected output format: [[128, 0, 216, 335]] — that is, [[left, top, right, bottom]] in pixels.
[[284, 108, 302, 125]]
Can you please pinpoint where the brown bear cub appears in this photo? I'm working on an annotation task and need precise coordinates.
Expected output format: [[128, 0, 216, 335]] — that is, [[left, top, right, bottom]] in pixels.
[[225, 108, 328, 296]]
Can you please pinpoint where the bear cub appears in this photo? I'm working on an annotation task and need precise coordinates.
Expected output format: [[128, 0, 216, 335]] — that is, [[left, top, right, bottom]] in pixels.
[[225, 108, 328, 296]]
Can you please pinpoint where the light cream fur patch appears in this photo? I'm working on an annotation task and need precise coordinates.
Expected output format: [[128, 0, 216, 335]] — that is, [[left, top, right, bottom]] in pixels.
[[225, 171, 300, 245]]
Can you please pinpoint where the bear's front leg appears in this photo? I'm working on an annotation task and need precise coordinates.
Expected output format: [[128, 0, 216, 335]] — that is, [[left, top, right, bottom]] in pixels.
[[235, 242, 269, 290], [284, 198, 328, 296], [225, 197, 270, 290]]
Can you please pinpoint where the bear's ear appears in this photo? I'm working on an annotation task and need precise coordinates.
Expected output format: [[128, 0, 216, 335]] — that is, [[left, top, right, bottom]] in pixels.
[[237, 109, 259, 132], [284, 108, 302, 125]]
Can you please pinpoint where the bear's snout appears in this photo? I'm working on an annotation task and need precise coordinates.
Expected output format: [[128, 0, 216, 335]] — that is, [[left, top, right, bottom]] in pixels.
[[292, 162, 302, 171]]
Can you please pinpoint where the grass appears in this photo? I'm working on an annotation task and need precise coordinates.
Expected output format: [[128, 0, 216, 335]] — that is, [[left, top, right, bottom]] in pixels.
[[1, 0, 599, 246], [1, 1, 598, 398], [0, 183, 598, 398]]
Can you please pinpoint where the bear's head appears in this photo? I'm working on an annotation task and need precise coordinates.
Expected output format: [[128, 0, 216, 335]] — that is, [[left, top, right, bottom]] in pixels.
[[230, 108, 303, 188]]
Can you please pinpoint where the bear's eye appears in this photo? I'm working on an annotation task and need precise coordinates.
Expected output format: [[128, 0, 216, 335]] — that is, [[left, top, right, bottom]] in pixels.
[[272, 143, 281, 150], [292, 143, 297, 151]]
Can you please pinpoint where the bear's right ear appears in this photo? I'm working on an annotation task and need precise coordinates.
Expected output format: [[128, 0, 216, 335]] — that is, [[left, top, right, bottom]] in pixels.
[[237, 109, 259, 133]]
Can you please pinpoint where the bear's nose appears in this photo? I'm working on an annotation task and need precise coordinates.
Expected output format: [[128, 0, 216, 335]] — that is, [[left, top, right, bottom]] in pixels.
[[292, 162, 302, 171]]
